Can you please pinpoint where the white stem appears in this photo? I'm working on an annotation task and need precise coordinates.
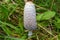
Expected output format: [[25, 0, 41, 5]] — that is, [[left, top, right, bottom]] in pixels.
[[28, 31, 33, 37]]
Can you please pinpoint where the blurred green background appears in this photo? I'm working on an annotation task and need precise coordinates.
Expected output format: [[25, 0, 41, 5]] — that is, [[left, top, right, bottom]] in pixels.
[[0, 0, 60, 40]]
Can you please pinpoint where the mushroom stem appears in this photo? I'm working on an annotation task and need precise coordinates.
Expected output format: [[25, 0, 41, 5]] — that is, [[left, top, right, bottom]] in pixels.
[[28, 31, 33, 37]]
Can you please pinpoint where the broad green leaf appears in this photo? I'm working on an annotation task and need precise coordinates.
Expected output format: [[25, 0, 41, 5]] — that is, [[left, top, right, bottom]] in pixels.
[[41, 11, 56, 20], [37, 11, 56, 21], [37, 14, 43, 21]]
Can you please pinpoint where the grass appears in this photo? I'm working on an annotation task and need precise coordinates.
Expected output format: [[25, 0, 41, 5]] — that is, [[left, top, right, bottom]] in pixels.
[[0, 0, 60, 40]]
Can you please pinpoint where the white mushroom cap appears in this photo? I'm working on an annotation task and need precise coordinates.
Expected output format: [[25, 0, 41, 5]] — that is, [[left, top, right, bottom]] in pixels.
[[24, 1, 37, 31]]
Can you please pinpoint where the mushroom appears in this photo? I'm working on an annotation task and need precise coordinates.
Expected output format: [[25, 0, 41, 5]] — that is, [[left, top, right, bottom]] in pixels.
[[24, 0, 37, 37]]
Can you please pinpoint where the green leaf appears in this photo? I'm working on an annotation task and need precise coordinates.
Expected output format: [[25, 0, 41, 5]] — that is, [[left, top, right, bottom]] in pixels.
[[37, 11, 56, 21], [54, 18, 60, 29], [38, 21, 49, 27], [37, 14, 43, 21], [0, 4, 9, 20], [1, 25, 11, 36], [0, 4, 9, 15], [4, 0, 11, 3], [18, 18, 24, 33], [0, 21, 19, 31]]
